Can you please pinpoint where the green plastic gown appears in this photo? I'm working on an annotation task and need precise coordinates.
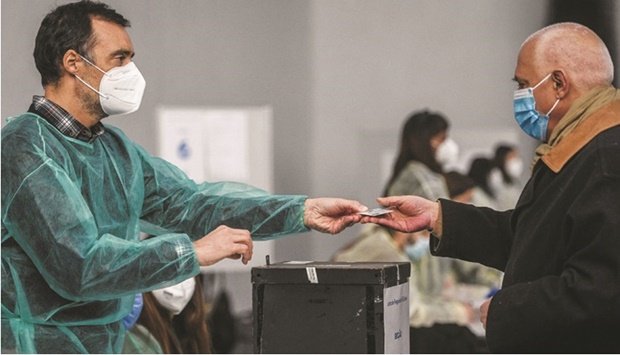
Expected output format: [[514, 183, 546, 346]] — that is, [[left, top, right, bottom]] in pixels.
[[1, 113, 309, 353]]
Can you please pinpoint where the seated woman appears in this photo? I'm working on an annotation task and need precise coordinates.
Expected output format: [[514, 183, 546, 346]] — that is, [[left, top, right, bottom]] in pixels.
[[123, 274, 211, 354]]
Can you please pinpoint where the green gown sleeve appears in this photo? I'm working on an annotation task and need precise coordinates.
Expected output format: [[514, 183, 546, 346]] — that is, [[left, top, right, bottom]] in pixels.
[[1, 115, 311, 354], [135, 142, 310, 241], [1, 124, 199, 301]]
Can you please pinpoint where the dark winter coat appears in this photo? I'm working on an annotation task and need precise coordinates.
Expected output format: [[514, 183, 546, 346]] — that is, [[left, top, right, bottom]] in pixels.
[[432, 100, 620, 353]]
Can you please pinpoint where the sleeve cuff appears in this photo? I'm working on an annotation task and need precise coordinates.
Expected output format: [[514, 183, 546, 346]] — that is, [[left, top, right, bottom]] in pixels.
[[429, 199, 443, 238]]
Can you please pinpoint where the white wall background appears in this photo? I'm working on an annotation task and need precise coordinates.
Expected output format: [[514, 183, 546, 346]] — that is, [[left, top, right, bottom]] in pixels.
[[2, 0, 618, 313]]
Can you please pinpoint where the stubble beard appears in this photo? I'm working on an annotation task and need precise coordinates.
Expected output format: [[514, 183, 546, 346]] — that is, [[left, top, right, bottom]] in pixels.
[[76, 80, 108, 120]]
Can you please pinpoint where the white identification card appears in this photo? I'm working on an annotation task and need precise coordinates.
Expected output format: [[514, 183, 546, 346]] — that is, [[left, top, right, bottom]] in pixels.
[[359, 208, 392, 216]]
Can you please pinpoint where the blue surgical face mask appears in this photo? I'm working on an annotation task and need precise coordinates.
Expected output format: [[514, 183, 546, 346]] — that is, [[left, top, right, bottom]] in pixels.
[[513, 73, 560, 141], [404, 239, 430, 261]]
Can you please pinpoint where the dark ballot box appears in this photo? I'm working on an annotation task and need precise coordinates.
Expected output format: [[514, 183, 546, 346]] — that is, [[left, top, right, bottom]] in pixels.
[[252, 261, 411, 354]]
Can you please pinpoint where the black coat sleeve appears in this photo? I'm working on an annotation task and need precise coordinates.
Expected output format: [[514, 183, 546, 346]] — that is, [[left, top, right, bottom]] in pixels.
[[430, 198, 513, 272], [485, 163, 620, 352]]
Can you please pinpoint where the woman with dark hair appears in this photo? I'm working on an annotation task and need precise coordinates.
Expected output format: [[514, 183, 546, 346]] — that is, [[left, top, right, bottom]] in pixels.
[[491, 144, 524, 209], [384, 110, 457, 198], [443, 171, 476, 203], [493, 146, 516, 185], [467, 157, 499, 209], [384, 110, 484, 353], [123, 275, 212, 354]]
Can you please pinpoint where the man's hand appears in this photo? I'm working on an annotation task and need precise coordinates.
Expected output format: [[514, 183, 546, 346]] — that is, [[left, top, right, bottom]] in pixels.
[[304, 198, 367, 234], [192, 225, 253, 266], [360, 196, 439, 233]]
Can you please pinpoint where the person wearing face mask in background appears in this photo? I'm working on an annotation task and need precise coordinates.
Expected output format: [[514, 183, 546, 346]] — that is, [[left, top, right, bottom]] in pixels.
[[123, 275, 209, 354], [331, 221, 484, 354], [443, 171, 503, 350], [491, 144, 525, 210], [334, 170, 502, 353], [381, 110, 484, 353], [0, 2, 368, 353], [466, 157, 500, 209], [362, 22, 620, 352]]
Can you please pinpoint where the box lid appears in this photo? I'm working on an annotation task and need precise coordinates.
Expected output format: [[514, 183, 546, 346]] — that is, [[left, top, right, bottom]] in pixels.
[[251, 261, 410, 286]]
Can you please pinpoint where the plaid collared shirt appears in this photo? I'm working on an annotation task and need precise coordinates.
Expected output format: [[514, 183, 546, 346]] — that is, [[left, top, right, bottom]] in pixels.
[[29, 95, 105, 143]]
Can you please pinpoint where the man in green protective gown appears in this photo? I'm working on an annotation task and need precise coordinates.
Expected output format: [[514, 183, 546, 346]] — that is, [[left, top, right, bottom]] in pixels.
[[1, 2, 366, 353]]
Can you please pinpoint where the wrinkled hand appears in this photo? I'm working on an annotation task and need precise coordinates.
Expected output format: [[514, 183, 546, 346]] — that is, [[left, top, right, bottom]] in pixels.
[[193, 225, 253, 266], [480, 297, 492, 329], [304, 198, 368, 234], [360, 196, 439, 233]]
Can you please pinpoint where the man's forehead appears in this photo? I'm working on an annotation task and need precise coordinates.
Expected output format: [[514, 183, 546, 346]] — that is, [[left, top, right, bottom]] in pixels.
[[90, 18, 134, 53], [514, 47, 536, 81]]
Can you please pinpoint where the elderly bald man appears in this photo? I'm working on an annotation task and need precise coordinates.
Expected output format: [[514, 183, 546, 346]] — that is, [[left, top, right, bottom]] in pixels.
[[362, 22, 620, 353]]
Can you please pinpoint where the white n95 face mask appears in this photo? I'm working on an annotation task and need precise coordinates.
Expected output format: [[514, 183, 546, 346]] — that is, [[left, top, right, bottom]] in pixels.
[[435, 138, 459, 168], [152, 277, 196, 315], [488, 168, 504, 191], [75, 55, 146, 116], [505, 158, 524, 179]]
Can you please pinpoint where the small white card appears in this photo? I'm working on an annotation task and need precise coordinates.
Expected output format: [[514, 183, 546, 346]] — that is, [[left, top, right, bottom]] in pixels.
[[359, 208, 393, 216]]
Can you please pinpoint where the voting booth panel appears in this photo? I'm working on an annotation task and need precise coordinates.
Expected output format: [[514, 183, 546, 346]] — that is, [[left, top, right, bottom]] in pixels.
[[252, 261, 411, 354]]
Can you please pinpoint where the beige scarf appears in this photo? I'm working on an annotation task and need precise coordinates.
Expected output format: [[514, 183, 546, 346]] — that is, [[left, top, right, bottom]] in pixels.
[[532, 86, 620, 168]]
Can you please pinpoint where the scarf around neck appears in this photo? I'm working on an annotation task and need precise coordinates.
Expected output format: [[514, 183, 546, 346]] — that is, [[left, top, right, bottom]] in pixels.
[[532, 85, 620, 169]]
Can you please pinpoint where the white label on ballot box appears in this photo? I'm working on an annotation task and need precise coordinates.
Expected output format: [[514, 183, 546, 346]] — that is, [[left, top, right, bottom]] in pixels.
[[306, 267, 319, 283], [384, 281, 410, 354]]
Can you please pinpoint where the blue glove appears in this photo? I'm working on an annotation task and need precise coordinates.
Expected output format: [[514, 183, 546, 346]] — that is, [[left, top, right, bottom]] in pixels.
[[121, 293, 143, 330], [486, 287, 500, 298]]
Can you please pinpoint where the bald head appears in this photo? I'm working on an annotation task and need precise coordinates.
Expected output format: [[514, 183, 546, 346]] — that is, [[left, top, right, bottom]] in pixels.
[[521, 22, 614, 92]]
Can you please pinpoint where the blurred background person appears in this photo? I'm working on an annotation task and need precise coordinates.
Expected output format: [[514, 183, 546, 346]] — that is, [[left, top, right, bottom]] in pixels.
[[443, 171, 503, 289], [382, 110, 481, 353], [491, 144, 525, 210], [123, 275, 210, 354], [466, 157, 500, 209], [443, 171, 476, 204], [332, 223, 482, 353], [384, 110, 458, 199], [332, 224, 411, 266], [443, 171, 504, 349]]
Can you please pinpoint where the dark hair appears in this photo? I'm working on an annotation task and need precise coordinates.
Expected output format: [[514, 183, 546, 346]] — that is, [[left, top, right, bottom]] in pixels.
[[493, 144, 516, 185], [383, 110, 449, 196], [138, 276, 212, 354], [172, 276, 212, 354], [33, 0, 130, 87], [443, 171, 475, 199], [467, 157, 495, 198]]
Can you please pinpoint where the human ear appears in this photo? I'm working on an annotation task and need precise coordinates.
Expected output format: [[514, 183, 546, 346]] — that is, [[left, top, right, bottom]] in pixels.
[[551, 70, 569, 99], [63, 49, 81, 75]]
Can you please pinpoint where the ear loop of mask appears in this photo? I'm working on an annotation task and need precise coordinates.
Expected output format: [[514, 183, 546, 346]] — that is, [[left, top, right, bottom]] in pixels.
[[532, 73, 552, 90], [74, 54, 110, 100], [546, 97, 560, 116], [533, 73, 560, 116]]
